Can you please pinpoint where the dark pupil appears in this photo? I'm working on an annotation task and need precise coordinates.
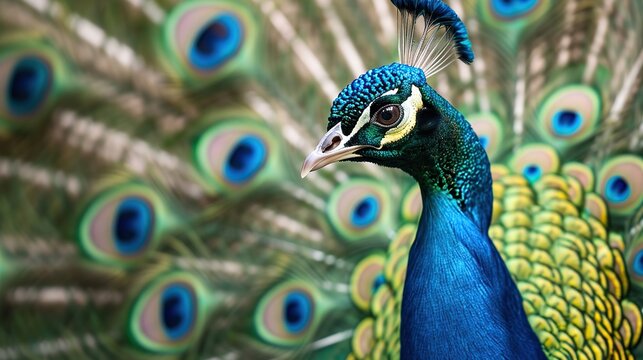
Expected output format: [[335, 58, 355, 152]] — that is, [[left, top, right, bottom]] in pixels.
[[285, 299, 303, 325], [10, 66, 37, 102], [381, 109, 393, 121], [196, 22, 229, 55], [372, 274, 386, 292], [115, 208, 141, 243], [355, 200, 372, 218], [526, 165, 538, 175], [558, 110, 578, 127], [378, 105, 399, 125], [229, 143, 254, 171], [162, 295, 184, 331], [610, 176, 629, 196]]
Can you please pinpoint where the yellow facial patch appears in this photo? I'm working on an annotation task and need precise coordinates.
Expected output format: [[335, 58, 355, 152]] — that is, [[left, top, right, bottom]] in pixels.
[[379, 86, 423, 146]]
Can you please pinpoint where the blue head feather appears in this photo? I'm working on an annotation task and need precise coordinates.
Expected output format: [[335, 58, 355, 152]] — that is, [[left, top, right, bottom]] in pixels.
[[328, 63, 426, 133], [390, 0, 474, 64]]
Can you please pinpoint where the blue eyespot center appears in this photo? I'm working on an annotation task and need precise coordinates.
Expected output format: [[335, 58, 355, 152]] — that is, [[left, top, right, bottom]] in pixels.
[[523, 164, 542, 183], [223, 135, 267, 184], [605, 176, 631, 203], [283, 291, 312, 334], [372, 274, 386, 293], [161, 284, 195, 340], [6, 56, 51, 116], [632, 250, 643, 276], [552, 110, 582, 137], [189, 13, 243, 71], [478, 135, 489, 150], [491, 0, 539, 18], [351, 196, 380, 228], [113, 197, 153, 255]]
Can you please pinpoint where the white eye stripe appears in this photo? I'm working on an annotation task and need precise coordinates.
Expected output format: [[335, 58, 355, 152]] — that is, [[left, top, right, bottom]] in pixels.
[[347, 108, 370, 139], [340, 87, 423, 147], [342, 89, 400, 144]]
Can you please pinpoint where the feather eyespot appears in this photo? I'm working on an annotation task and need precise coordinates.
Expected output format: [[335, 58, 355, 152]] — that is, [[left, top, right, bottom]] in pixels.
[[160, 0, 258, 85], [350, 254, 386, 311], [189, 13, 243, 72], [491, 0, 540, 18], [327, 179, 392, 242], [254, 281, 320, 347], [0, 39, 68, 131], [193, 117, 278, 193], [6, 56, 52, 117], [535, 84, 601, 149], [371, 104, 403, 127], [479, 0, 551, 31], [509, 144, 560, 184], [76, 183, 171, 265], [596, 155, 642, 217], [128, 272, 209, 353]]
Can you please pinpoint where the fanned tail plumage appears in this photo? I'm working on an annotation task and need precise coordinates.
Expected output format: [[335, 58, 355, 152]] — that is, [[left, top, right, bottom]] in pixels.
[[0, 0, 641, 359]]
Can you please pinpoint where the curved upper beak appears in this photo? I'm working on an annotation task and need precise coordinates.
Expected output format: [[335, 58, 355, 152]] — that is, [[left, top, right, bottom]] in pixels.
[[300, 123, 369, 178]]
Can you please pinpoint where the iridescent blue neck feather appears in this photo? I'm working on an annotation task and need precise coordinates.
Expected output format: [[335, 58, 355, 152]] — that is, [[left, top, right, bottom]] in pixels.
[[403, 191, 545, 358], [399, 77, 545, 358]]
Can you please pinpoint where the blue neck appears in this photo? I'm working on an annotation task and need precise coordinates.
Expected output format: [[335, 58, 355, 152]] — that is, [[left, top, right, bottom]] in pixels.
[[400, 189, 545, 359]]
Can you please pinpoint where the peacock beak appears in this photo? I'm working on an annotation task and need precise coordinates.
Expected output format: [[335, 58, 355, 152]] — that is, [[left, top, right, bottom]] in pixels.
[[301, 123, 370, 178]]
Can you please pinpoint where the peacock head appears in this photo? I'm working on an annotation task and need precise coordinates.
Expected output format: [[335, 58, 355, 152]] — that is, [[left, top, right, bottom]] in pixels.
[[298, 0, 479, 180], [301, 62, 470, 180], [301, 0, 492, 225]]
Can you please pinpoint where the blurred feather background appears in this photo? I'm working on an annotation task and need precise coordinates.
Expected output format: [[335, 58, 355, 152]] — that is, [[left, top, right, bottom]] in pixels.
[[0, 0, 641, 359]]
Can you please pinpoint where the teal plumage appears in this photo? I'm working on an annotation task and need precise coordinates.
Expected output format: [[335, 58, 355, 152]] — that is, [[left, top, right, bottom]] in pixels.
[[0, 0, 641, 359]]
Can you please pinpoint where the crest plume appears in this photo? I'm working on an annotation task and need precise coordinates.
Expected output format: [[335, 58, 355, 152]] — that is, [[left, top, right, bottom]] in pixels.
[[391, 0, 474, 78]]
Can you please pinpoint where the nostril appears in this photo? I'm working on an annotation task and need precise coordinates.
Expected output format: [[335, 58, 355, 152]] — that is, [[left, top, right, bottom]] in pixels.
[[322, 135, 342, 153]]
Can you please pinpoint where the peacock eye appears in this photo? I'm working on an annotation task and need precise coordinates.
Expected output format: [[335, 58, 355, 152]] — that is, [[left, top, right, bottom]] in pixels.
[[127, 272, 209, 353], [372, 104, 403, 127], [253, 281, 320, 347], [76, 183, 170, 266]]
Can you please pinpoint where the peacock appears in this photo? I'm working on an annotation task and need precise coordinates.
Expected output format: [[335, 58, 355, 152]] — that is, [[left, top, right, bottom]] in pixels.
[[0, 0, 641, 358]]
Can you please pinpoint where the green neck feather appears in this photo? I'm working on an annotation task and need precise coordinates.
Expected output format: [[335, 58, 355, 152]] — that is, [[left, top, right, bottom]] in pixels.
[[404, 85, 493, 231]]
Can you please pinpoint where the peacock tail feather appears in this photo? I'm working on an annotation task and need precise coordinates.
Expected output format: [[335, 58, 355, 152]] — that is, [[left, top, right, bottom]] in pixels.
[[0, 0, 641, 358]]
